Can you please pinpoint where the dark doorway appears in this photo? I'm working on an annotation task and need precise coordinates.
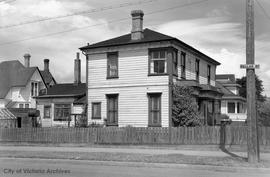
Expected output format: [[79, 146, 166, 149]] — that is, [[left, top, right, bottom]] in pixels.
[[17, 117, 21, 128]]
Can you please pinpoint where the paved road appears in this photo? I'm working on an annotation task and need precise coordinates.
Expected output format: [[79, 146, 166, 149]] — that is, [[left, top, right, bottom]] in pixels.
[[1, 158, 269, 177]]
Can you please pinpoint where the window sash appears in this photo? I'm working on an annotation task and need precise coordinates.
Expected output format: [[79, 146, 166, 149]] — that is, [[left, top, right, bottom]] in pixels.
[[207, 65, 211, 84], [228, 102, 235, 113], [195, 59, 200, 81], [107, 52, 118, 78], [107, 95, 118, 125], [181, 52, 186, 79], [148, 94, 161, 127], [150, 50, 167, 74], [92, 103, 101, 119], [54, 104, 71, 121], [44, 105, 51, 118]]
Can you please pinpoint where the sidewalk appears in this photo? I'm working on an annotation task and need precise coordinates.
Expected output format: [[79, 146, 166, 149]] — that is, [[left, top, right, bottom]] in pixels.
[[1, 144, 270, 168]]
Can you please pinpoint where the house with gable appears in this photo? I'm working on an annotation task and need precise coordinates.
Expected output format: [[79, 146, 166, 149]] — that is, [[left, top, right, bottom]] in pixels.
[[216, 74, 247, 123], [35, 53, 86, 127], [80, 10, 223, 127], [0, 54, 56, 127]]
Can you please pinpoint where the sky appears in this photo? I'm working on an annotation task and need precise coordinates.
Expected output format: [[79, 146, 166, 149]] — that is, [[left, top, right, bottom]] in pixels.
[[0, 0, 270, 96]]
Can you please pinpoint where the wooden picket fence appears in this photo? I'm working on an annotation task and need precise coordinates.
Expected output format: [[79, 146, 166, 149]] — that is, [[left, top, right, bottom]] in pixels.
[[0, 126, 270, 145]]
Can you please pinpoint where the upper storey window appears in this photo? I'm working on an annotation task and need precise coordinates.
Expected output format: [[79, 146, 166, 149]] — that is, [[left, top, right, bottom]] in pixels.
[[180, 52, 186, 79], [149, 50, 167, 74], [195, 59, 200, 81], [107, 52, 118, 79], [149, 48, 177, 75], [207, 65, 211, 85], [31, 82, 38, 97]]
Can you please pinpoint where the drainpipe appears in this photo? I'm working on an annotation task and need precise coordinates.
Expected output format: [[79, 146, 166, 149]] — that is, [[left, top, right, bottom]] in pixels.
[[82, 51, 88, 127]]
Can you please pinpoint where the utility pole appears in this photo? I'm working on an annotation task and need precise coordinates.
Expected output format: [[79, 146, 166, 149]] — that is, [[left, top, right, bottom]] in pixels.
[[246, 0, 260, 163]]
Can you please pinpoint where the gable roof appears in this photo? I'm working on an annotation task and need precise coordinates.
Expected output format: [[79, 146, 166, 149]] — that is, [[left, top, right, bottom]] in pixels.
[[0, 60, 39, 98], [216, 81, 246, 101], [40, 70, 56, 86], [80, 28, 220, 65], [216, 74, 235, 82], [37, 83, 86, 98]]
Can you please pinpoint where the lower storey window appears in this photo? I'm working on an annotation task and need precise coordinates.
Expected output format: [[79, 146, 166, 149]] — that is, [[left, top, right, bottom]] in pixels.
[[148, 93, 162, 127], [92, 102, 101, 119], [227, 102, 235, 113], [54, 104, 71, 121], [106, 94, 118, 125], [44, 105, 51, 119]]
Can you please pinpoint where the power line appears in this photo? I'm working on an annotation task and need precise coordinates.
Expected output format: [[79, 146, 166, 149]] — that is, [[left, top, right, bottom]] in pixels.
[[0, 0, 158, 29], [0, 0, 210, 46], [0, 0, 16, 4], [255, 0, 270, 21]]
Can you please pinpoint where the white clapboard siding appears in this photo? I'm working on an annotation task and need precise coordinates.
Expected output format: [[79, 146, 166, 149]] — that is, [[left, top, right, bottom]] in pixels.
[[88, 85, 169, 127], [88, 48, 169, 127], [174, 45, 216, 86], [88, 49, 169, 88]]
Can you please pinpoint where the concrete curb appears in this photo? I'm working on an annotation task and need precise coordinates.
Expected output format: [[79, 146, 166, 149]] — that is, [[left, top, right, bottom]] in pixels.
[[1, 156, 269, 172]]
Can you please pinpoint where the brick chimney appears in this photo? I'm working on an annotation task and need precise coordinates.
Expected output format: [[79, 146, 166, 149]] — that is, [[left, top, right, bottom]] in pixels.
[[131, 10, 144, 40], [23, 53, 31, 68], [74, 52, 81, 84], [44, 59, 49, 71]]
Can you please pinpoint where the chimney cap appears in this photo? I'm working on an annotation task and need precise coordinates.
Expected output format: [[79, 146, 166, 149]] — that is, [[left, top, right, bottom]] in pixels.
[[131, 10, 144, 17], [44, 59, 49, 62], [24, 53, 31, 58]]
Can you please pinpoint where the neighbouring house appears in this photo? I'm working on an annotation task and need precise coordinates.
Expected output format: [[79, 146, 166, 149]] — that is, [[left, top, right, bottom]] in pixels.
[[40, 59, 57, 88], [216, 74, 247, 123], [0, 54, 54, 128], [35, 53, 86, 127], [80, 10, 223, 127]]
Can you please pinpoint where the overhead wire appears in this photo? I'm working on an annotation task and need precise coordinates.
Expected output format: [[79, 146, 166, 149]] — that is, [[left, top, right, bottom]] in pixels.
[[0, 0, 158, 29], [0, 0, 210, 46]]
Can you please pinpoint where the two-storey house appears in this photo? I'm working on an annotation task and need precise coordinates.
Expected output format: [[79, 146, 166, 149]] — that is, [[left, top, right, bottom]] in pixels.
[[80, 10, 223, 127], [216, 74, 247, 123]]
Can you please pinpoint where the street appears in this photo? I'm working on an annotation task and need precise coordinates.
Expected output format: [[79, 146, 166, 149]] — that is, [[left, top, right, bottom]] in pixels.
[[1, 158, 269, 177]]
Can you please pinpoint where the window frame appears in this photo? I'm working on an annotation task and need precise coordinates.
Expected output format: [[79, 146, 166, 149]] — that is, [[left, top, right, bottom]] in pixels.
[[31, 82, 39, 97], [107, 52, 119, 79], [92, 102, 102, 120], [106, 94, 118, 126], [227, 102, 235, 113], [207, 65, 211, 85], [195, 59, 200, 81], [180, 52, 186, 79], [25, 103, 30, 108], [44, 105, 51, 119], [148, 48, 168, 76], [19, 104, 24, 108], [172, 49, 178, 76], [148, 93, 162, 127], [54, 103, 71, 121]]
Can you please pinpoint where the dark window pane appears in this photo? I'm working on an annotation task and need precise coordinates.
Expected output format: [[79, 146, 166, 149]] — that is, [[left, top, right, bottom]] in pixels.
[[160, 51, 165, 58], [153, 51, 159, 58], [228, 102, 235, 113], [149, 94, 161, 126]]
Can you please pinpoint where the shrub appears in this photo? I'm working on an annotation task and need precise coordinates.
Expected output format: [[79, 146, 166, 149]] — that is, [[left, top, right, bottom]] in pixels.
[[172, 85, 201, 127]]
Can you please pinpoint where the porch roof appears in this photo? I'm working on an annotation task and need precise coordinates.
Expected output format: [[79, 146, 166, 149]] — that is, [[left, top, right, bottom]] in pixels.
[[0, 108, 16, 120]]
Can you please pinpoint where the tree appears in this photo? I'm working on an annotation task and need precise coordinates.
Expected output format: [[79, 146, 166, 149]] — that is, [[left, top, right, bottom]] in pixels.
[[172, 85, 201, 127], [236, 75, 266, 103], [258, 100, 270, 126]]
